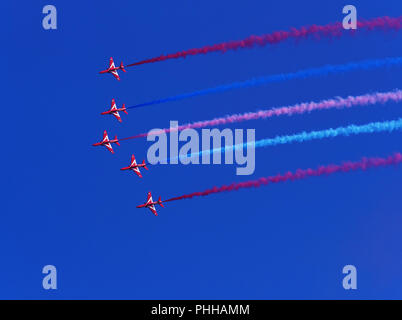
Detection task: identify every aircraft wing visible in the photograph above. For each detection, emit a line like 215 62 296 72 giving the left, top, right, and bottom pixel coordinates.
109 57 116 69
130 155 137 167
146 192 153 204
110 99 117 110
132 167 142 178
102 130 109 143
104 143 114 154
111 70 120 81
148 204 158 216
112 111 122 122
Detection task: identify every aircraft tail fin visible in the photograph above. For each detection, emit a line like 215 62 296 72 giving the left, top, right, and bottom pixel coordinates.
158 197 164 207
143 160 149 170
115 136 120 146
120 62 126 72
122 104 128 114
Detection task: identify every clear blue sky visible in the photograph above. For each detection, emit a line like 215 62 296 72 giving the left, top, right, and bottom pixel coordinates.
2 0 402 299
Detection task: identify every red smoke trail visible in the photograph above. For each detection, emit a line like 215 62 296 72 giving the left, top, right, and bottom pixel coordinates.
127 16 402 67
163 153 402 202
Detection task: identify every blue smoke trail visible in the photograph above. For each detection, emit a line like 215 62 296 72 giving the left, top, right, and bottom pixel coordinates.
128 57 402 109
167 118 402 162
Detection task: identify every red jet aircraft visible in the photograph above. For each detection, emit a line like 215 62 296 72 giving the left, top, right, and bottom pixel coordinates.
101 99 128 123
120 154 149 178
137 192 164 216
99 57 126 81
92 130 120 153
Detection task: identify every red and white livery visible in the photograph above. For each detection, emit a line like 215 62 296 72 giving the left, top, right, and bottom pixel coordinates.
92 130 120 154
99 57 126 81
120 154 149 178
136 191 164 216
101 99 128 123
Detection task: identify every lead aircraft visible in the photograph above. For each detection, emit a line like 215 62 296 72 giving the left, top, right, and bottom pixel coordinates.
92 130 120 153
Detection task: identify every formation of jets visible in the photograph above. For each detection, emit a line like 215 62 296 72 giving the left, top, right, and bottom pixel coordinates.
101 99 128 123
97 58 165 216
99 57 126 81
120 154 149 178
